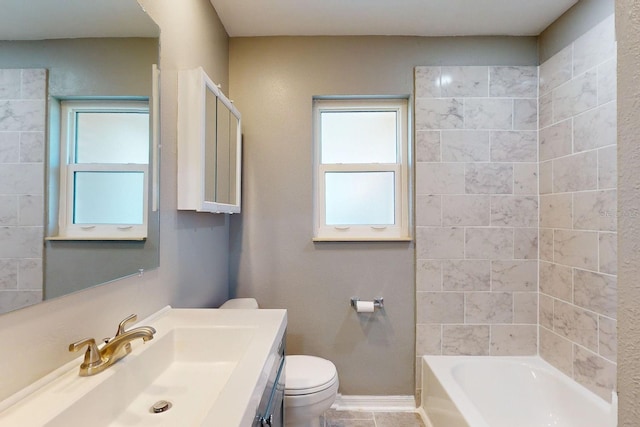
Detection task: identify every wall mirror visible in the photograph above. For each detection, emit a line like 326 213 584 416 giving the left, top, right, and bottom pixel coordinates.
178 67 241 214
214 96 240 207
0 0 161 315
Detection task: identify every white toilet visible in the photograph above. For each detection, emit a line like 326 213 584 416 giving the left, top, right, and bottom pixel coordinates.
219 298 339 427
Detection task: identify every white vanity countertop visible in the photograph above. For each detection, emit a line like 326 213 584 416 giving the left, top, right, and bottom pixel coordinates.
0 307 287 427
167 308 288 426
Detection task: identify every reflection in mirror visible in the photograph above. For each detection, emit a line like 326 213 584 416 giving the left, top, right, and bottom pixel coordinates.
55 100 150 240
216 97 231 204
210 89 241 210
204 86 218 204
0 0 160 314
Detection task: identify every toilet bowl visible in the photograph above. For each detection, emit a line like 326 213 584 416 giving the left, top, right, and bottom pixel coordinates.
285 355 339 427
219 298 339 427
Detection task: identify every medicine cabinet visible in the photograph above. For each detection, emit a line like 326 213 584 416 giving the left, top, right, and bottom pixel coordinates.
177 67 241 213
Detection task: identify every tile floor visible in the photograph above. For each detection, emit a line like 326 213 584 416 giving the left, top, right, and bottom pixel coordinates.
321 409 427 427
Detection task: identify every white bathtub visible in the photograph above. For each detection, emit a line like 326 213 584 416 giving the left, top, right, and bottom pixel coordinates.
420 356 616 427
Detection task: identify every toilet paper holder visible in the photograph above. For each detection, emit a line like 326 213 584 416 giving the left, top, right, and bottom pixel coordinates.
350 297 384 311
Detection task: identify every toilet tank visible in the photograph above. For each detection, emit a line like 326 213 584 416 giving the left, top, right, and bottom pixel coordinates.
219 298 259 309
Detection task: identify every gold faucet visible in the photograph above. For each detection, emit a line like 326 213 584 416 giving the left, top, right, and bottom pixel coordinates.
69 314 156 376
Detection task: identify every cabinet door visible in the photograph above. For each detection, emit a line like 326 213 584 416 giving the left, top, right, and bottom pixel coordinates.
177 67 241 213
228 112 240 206
203 85 218 204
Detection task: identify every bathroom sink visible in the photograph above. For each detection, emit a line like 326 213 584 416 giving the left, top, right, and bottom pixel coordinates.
0 307 287 426
48 326 254 426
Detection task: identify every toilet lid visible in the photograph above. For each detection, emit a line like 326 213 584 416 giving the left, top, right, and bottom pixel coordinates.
285 355 338 396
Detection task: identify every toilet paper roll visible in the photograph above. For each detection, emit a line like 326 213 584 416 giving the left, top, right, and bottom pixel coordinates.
355 300 375 313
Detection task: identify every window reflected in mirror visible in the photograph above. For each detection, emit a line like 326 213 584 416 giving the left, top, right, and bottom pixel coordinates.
57 100 150 240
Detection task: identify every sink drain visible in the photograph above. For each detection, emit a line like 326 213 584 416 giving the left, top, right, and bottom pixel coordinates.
150 400 172 414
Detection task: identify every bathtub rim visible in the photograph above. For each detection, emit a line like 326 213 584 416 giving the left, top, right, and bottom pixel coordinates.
421 355 613 427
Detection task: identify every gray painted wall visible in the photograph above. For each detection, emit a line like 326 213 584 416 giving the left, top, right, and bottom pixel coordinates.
0 0 231 401
229 35 537 395
141 0 231 310
538 0 614 63
616 0 640 424
0 38 157 97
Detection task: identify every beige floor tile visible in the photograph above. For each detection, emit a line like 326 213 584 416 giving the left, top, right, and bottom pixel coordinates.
325 420 377 427
323 409 375 420
322 409 427 427
374 411 427 427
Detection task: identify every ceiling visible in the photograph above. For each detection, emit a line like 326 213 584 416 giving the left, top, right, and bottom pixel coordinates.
0 0 158 40
210 0 579 37
1 0 579 41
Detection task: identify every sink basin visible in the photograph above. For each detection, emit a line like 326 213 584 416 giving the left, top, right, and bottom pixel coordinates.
50 326 254 426
0 308 287 426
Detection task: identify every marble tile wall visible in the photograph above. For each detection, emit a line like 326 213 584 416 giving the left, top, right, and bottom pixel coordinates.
414 65 539 392
0 69 46 314
538 15 617 402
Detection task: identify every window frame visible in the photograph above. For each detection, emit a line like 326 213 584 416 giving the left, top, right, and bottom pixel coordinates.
56 100 149 240
313 98 411 241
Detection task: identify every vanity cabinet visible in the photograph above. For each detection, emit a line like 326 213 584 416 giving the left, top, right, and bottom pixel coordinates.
0 308 288 426
177 67 241 213
254 334 285 426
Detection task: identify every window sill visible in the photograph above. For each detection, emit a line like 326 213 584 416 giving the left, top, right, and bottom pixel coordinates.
45 236 147 242
312 236 413 242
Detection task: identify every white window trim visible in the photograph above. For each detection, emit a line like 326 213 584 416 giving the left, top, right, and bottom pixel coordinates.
54 100 149 240
313 98 411 241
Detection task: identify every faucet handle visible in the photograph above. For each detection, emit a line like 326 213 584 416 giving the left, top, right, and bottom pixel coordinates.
116 314 138 336
113 314 138 354
69 338 102 368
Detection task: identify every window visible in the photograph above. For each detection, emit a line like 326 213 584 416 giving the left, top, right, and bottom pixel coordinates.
313 98 410 241
57 100 149 240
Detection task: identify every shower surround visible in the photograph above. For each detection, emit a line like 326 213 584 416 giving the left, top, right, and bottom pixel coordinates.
414 65 539 389
0 69 46 314
538 15 617 401
415 15 617 403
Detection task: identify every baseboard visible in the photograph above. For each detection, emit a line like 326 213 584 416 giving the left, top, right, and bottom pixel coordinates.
416 406 434 427
332 394 417 412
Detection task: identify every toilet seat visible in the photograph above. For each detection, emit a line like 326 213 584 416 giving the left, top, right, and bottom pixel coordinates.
285 355 338 396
